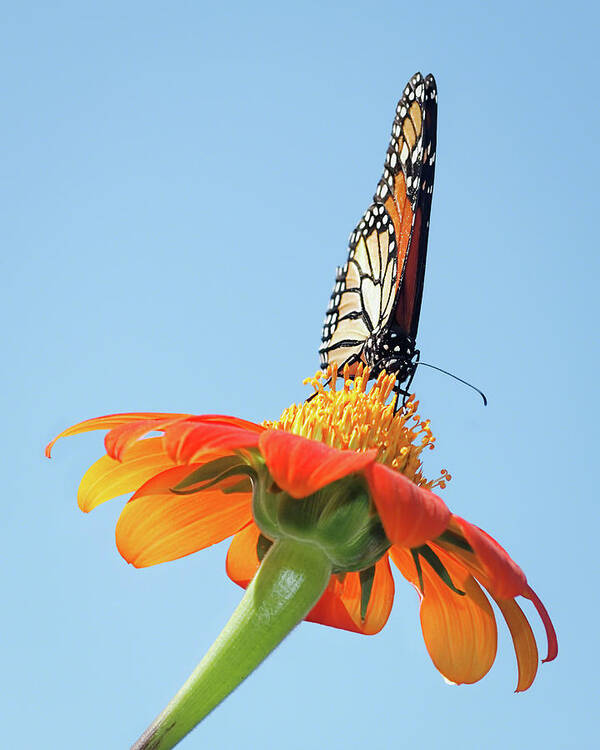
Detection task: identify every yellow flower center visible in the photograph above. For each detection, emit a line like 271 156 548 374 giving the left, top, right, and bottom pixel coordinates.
263 364 450 491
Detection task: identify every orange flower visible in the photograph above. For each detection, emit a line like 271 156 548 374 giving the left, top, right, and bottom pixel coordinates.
47 367 556 692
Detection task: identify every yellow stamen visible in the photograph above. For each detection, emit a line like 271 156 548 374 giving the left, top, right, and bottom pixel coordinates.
263 365 450 490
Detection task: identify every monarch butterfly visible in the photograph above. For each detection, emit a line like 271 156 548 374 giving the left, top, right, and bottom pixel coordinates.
319 72 437 399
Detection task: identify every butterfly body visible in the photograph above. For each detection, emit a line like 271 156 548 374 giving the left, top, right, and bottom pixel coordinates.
319 72 437 398
363 326 418 383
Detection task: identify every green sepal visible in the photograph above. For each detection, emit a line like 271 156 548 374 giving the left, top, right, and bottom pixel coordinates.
412 544 465 596
437 528 473 552
221 478 252 495
359 565 375 621
256 533 272 562
171 463 255 495
410 549 425 594
173 456 242 486
252 473 390 573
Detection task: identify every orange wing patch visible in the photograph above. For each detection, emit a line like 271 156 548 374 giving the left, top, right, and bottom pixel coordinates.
384 187 413 292
375 78 428 297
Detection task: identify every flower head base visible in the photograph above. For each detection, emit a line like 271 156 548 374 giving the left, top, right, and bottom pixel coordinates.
252 467 390 574
47 368 557 697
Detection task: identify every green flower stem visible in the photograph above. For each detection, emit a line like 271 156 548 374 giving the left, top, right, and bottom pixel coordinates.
131 539 332 750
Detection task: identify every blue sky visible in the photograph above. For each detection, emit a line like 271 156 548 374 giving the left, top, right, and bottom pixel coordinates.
3 1 598 748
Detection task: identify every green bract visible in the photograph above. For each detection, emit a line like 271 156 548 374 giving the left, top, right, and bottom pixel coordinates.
251 460 390 574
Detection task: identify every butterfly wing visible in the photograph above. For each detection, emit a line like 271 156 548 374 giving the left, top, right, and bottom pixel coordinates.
319 202 399 372
389 73 437 342
320 72 437 378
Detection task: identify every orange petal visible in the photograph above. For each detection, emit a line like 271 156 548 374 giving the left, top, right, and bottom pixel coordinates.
492 596 538 692
78 437 174 512
163 420 261 464
226 522 262 587
115 483 252 568
105 417 190 461
391 545 497 684
452 516 528 599
365 462 450 547
306 555 395 635
106 414 263 462
45 412 190 457
258 430 377 499
523 585 558 663
194 414 265 433
130 463 209 498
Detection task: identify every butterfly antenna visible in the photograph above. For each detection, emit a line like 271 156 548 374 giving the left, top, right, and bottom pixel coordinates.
415 362 488 406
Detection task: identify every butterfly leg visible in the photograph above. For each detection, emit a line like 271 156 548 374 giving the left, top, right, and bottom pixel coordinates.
392 383 412 413
305 377 332 404
392 349 420 413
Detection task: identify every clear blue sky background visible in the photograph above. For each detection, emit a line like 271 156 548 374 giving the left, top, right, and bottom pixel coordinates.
3 1 598 748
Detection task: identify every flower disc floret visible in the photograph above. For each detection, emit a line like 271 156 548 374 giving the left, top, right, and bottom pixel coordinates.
265 364 449 490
